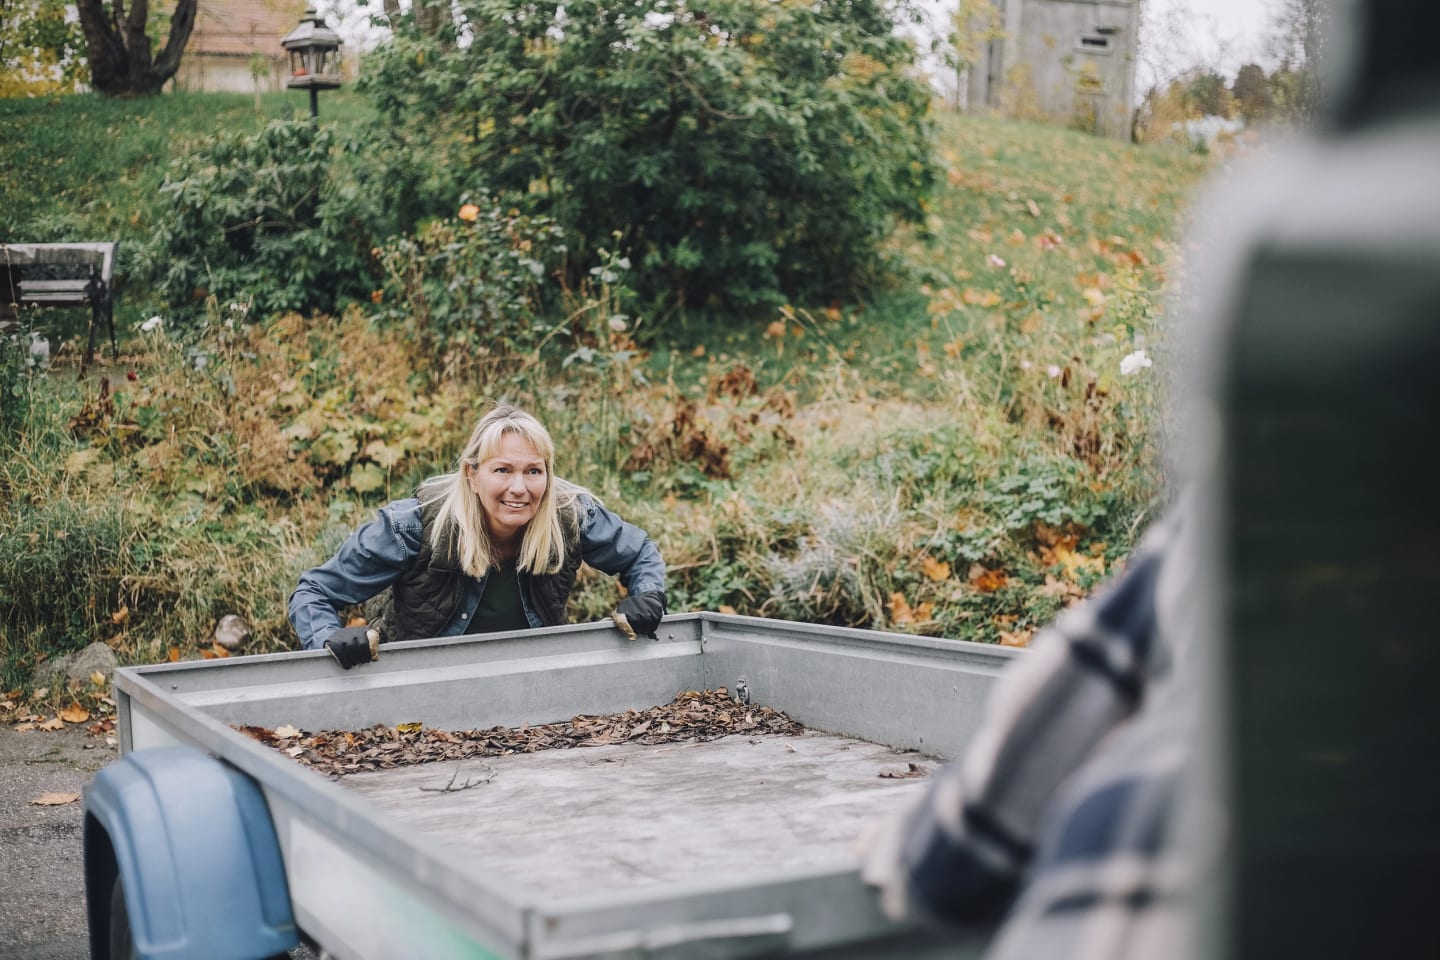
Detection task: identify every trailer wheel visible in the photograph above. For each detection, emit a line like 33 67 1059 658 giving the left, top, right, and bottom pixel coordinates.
108 874 137 960
108 872 293 960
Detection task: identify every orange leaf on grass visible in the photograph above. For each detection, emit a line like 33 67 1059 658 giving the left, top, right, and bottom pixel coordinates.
961 288 1002 308
999 629 1034 648
888 592 916 625
920 556 952 582
969 565 1009 593
59 704 89 724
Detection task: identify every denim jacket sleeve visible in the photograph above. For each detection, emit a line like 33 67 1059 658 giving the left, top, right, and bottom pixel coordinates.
574 494 666 597
288 498 426 650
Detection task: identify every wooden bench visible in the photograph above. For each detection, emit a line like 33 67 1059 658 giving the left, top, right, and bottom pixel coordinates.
0 242 119 369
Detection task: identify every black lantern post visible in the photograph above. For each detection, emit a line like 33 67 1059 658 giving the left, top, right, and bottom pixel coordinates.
281 3 341 119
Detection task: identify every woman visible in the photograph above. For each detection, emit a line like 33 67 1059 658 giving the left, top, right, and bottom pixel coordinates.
289 404 667 668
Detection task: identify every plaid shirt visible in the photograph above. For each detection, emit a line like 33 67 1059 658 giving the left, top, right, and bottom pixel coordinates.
861 511 1197 960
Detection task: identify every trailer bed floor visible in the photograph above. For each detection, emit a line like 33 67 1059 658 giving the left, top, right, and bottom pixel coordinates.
340 731 935 900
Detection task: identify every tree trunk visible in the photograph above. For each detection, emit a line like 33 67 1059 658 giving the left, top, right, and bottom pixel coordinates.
75 0 196 96
413 0 451 38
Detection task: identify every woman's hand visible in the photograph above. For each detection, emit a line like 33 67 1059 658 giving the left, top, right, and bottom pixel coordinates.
614 591 666 639
324 626 380 669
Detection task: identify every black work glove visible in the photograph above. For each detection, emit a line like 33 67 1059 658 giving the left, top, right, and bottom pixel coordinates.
614 591 666 640
324 626 379 669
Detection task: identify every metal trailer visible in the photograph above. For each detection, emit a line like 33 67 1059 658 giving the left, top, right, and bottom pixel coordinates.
83 613 1016 960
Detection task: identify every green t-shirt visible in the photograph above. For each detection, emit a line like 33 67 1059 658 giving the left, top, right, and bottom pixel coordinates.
472 561 529 633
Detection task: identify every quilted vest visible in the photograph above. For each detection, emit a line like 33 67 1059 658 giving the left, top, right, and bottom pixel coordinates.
365 495 582 642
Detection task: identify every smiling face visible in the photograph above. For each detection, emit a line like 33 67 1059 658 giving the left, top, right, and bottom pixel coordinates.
467 431 549 542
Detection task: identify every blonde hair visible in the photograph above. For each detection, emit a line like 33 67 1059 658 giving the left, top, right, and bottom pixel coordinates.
420 404 583 578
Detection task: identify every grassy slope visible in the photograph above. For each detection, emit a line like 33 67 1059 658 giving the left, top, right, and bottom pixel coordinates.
0 91 1214 694
1 90 374 243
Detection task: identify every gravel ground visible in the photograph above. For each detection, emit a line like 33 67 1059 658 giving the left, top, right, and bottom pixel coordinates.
0 721 116 960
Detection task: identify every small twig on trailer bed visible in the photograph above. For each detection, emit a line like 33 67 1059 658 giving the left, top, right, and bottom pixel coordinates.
419 763 497 793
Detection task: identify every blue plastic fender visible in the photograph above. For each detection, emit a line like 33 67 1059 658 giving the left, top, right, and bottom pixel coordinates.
83 746 298 960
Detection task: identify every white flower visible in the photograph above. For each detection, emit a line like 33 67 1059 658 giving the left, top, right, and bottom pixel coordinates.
140 316 164 333
987 254 1007 269
1019 360 1033 370
1120 349 1153 376
1046 365 1062 379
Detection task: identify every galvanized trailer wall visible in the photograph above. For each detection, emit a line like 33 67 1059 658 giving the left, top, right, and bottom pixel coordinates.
114 614 1014 959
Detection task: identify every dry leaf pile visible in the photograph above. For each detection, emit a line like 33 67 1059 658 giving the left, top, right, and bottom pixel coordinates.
237 688 805 779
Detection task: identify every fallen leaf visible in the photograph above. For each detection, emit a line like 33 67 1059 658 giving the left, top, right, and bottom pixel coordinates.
110 605 129 625
89 671 106 687
999 629 1034 648
13 723 35 732
969 565 1009 593
38 717 65 732
31 792 81 806
167 648 180 663
718 604 737 615
1039 574 1083 600
395 722 423 734
274 724 302 739
59 705 89 724
888 592 916 625
237 725 278 745
1052 544 1105 581
920 555 951 582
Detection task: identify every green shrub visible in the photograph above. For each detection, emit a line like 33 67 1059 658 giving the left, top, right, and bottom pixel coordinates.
140 120 381 328
361 0 939 310
374 195 567 375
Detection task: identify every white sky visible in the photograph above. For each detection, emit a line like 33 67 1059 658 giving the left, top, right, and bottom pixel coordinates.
1139 0 1283 88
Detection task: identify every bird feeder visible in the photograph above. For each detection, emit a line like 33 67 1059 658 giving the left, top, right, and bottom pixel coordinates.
281 3 341 118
